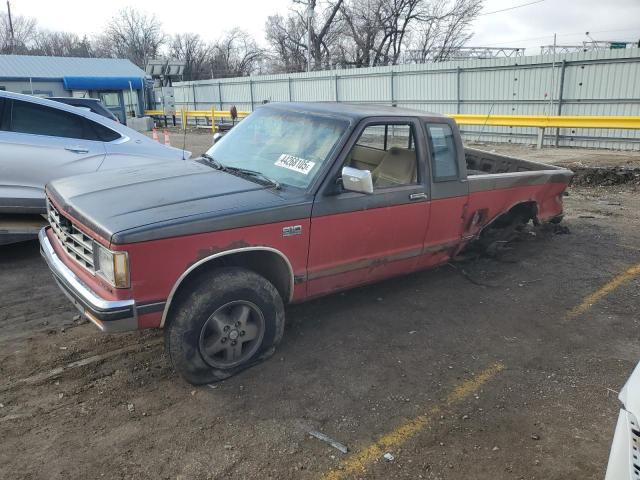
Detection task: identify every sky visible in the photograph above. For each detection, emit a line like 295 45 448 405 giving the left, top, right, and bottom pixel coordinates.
7 0 640 55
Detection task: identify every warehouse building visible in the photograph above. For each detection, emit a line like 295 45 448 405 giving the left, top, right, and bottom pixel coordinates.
0 55 146 124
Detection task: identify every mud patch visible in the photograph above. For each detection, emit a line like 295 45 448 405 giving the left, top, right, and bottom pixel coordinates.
567 164 640 186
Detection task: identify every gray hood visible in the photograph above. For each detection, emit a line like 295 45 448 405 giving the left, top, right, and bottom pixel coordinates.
47 160 311 244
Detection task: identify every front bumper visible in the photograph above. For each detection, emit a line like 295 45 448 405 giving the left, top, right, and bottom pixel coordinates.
39 228 138 333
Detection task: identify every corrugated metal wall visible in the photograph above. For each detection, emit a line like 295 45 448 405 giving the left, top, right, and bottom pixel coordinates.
0 80 68 97
162 48 640 150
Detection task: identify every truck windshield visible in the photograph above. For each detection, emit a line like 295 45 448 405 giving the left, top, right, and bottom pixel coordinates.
205 108 349 189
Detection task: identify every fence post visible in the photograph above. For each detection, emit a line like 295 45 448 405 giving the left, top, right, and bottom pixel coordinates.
456 67 462 114
390 71 394 106
536 127 545 149
335 75 339 102
288 77 292 101
192 84 198 127
249 79 254 111
218 82 223 110
555 60 567 147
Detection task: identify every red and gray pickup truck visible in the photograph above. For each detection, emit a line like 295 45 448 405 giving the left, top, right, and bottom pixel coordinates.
39 103 572 384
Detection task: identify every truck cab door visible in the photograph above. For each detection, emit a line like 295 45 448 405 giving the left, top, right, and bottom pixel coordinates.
307 118 431 298
419 122 470 267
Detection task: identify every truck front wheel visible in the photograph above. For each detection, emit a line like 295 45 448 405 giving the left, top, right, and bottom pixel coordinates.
164 267 285 385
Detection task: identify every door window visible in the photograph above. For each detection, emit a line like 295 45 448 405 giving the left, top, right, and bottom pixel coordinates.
99 92 121 108
426 123 458 182
0 97 6 130
10 99 86 139
346 123 418 189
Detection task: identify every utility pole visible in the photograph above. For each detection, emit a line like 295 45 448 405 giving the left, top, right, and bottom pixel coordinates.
293 0 314 72
306 2 314 72
7 0 15 54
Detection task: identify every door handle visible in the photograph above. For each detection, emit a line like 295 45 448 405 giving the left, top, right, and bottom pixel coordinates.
409 192 427 201
65 146 89 154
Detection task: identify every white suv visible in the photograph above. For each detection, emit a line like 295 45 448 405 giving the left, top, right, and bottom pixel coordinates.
0 91 189 215
605 361 640 479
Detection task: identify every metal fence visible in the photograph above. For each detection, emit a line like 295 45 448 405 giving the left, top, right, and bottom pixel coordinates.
160 48 640 150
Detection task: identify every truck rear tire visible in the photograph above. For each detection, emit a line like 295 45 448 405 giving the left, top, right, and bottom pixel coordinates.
164 267 285 385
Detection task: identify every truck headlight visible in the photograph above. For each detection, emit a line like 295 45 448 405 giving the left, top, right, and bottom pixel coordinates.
93 242 130 288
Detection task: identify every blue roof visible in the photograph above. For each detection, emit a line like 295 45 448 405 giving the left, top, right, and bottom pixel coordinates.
0 55 146 79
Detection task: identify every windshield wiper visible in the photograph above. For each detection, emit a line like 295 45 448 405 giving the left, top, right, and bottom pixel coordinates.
200 153 280 189
201 153 225 171
224 166 281 190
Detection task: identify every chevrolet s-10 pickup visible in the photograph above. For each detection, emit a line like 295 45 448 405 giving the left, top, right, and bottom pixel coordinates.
39 103 573 384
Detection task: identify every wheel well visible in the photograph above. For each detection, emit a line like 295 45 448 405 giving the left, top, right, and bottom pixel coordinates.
162 249 293 327
466 201 539 256
488 201 538 229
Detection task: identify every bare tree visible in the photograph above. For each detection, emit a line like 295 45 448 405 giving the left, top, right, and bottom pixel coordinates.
0 12 37 54
268 0 483 71
265 14 308 72
338 0 385 67
32 31 93 57
210 29 264 78
408 0 482 62
98 8 165 67
297 0 344 69
170 33 211 80
340 0 471 67
265 1 343 71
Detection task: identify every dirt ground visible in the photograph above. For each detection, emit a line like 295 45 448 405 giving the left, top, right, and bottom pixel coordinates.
2 133 640 479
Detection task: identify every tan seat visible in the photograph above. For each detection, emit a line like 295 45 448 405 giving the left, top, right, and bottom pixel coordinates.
372 147 417 188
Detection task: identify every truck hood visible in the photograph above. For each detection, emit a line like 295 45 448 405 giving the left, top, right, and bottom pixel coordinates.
47 160 310 244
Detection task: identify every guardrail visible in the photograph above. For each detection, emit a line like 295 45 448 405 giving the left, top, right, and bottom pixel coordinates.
144 108 250 132
449 114 640 148
143 110 640 147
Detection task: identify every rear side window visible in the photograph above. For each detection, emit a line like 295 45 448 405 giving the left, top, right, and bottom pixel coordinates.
86 120 121 142
8 99 120 142
426 123 458 182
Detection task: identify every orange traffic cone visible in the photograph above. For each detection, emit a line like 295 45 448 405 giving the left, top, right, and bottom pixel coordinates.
152 128 159 142
163 129 171 146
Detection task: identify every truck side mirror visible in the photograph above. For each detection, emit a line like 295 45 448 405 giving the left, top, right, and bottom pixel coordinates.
212 132 223 144
341 166 373 194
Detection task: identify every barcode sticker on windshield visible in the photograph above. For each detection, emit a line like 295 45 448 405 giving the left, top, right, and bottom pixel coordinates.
275 154 316 175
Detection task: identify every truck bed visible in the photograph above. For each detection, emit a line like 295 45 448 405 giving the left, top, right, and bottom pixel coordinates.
465 147 564 175
464 147 572 194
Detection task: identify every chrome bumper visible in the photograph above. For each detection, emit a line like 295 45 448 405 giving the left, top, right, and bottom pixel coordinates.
39 228 138 333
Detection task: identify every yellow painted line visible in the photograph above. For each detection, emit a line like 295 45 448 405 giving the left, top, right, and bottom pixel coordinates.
567 262 640 319
321 362 505 480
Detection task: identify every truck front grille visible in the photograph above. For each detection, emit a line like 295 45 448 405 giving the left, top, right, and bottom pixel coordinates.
47 199 95 273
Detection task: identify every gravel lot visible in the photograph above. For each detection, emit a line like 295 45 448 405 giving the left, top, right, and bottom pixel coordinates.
2 133 640 479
